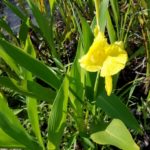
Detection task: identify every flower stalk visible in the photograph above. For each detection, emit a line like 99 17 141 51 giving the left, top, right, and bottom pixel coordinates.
94 0 101 30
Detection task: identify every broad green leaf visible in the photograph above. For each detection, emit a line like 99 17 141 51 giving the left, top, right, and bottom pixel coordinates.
27 97 44 148
0 128 25 148
69 40 85 132
0 93 42 150
0 45 21 77
79 14 94 51
23 34 45 149
96 91 141 131
66 2 85 129
78 15 96 101
68 13 93 131
90 119 139 150
0 77 55 102
3 0 27 21
19 19 30 45
24 34 36 57
0 38 61 90
47 76 69 149
27 80 56 102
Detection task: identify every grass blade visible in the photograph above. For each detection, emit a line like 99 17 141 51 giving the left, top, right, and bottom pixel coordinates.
110 0 119 26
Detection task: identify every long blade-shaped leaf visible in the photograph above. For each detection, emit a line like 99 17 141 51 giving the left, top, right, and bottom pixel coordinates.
106 10 116 43
47 76 69 149
0 77 55 102
0 93 42 150
68 12 93 131
0 46 21 77
99 0 110 31
24 33 44 148
0 128 25 148
0 38 61 90
27 97 44 148
110 0 119 25
96 91 141 131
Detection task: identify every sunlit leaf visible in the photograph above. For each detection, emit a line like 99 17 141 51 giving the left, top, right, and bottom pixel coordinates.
0 93 42 150
27 97 44 148
0 76 55 103
0 128 25 148
0 38 61 90
91 119 139 150
47 76 69 149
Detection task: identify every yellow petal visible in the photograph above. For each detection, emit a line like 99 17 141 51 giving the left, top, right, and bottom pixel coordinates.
105 76 112 96
114 41 124 49
79 54 102 72
101 43 128 77
79 32 108 72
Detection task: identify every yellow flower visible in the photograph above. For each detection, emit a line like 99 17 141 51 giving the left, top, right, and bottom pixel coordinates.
79 32 108 72
79 32 128 96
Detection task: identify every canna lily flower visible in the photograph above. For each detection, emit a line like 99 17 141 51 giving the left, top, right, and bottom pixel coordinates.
79 32 128 96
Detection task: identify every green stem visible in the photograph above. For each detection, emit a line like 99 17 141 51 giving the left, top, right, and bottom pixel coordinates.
94 71 100 99
92 72 100 116
94 0 101 30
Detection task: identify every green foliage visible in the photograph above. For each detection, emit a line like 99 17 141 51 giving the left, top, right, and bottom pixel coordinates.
91 119 139 150
48 76 69 149
1 0 149 149
96 91 141 131
0 128 25 148
0 39 61 90
0 94 42 150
